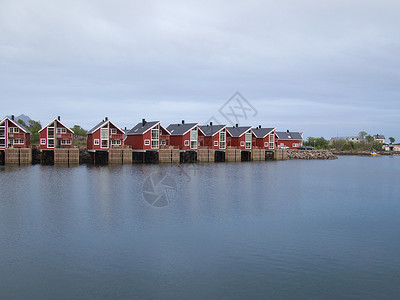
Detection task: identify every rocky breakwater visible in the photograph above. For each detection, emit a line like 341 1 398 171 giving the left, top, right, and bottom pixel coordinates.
287 150 337 160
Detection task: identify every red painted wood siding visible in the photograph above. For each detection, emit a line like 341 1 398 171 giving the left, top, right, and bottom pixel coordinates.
124 126 170 150
169 126 198 150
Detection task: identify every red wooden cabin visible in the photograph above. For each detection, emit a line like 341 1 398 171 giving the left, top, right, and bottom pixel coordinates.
124 119 170 150
198 123 227 150
252 126 276 150
0 116 31 149
166 121 198 150
226 125 253 150
276 130 303 149
38 116 74 150
87 117 124 151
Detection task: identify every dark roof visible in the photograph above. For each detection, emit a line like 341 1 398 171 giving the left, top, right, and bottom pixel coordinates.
166 123 197 136
3 117 31 134
127 121 159 135
226 126 252 137
252 127 274 138
374 134 385 139
276 131 303 140
88 120 108 134
198 125 225 136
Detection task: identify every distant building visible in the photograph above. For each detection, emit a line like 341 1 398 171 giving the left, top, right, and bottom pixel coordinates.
252 126 276 150
87 117 124 152
124 119 170 150
276 130 303 149
39 116 74 150
198 123 227 150
0 116 31 149
373 134 385 144
330 136 361 144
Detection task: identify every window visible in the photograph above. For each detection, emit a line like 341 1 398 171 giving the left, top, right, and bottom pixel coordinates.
101 128 109 148
264 142 268 147
41 139 46 145
269 134 275 149
111 128 117 134
219 129 226 149
48 139 54 148
9 127 19 133
151 125 159 148
0 138 5 147
48 127 54 139
190 128 197 149
161 140 166 146
57 128 67 134
111 139 121 145
14 139 24 144
94 139 100 145
61 139 71 145
245 130 252 149
101 140 108 147
184 140 189 146
67 139 71 145
293 143 298 148
144 139 150 146
240 141 245 146
0 126 5 137
214 141 218 147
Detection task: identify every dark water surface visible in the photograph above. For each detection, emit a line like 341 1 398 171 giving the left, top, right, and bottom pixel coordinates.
1 156 400 299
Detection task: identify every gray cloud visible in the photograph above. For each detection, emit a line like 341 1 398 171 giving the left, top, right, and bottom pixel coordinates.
1 0 399 139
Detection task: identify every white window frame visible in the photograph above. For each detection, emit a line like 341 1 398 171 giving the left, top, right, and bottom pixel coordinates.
101 128 109 148
184 140 189 147
9 127 19 133
269 134 275 149
219 130 226 149
245 130 252 149
190 128 197 149
160 140 166 146
264 142 268 147
293 143 298 148
240 141 245 146
47 127 55 148
111 139 121 145
144 139 150 146
110 128 117 134
57 128 67 134
214 141 218 147
14 139 24 144
94 139 100 145
41 139 46 145
151 125 159 149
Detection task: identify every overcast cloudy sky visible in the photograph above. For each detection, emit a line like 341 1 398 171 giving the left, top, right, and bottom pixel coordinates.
1 0 399 139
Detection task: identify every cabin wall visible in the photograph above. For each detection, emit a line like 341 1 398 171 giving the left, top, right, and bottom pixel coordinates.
277 139 302 149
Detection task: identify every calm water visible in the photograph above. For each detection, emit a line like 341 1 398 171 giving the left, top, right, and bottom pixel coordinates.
1 156 400 299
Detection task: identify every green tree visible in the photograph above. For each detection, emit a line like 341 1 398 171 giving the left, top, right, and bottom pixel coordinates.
71 125 87 137
389 137 395 144
17 119 28 128
358 131 368 142
365 135 374 144
27 120 42 144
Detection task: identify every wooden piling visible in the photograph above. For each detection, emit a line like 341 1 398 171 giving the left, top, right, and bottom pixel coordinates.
19 148 32 164
109 149 123 164
5 148 20 164
122 149 132 164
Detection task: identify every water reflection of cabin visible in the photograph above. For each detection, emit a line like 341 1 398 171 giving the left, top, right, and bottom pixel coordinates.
198 122 227 150
124 119 170 150
39 116 74 150
87 117 124 152
0 115 31 149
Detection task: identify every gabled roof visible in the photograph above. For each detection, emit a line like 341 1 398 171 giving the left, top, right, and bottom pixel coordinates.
276 131 303 140
226 126 252 137
198 125 226 137
374 134 385 139
127 121 170 135
87 119 123 134
252 127 275 138
38 118 74 134
2 117 31 134
166 123 198 136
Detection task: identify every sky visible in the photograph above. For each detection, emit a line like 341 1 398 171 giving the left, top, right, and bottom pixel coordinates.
1 0 399 139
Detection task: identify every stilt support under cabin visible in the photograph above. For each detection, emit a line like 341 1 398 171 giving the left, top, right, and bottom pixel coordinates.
122 149 132 164
109 149 123 164
251 148 264 161
4 148 32 165
265 150 274 160
180 150 197 163
274 149 288 160
54 148 79 165
197 148 215 163
0 150 4 165
159 148 180 163
226 148 241 162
